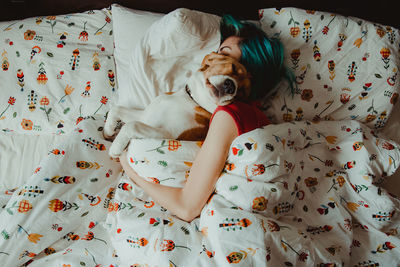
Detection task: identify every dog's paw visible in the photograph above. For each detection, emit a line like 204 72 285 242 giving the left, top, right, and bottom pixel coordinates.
103 120 124 141
103 131 115 142
103 120 118 140
108 142 127 158
108 132 130 158
103 131 118 142
103 108 124 140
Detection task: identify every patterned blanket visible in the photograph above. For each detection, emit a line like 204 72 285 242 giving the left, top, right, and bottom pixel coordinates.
0 117 399 266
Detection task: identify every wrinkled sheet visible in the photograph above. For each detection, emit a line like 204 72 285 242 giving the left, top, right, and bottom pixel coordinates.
0 8 116 189
1 117 400 266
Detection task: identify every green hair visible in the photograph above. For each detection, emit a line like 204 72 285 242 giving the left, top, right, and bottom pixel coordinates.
220 14 295 99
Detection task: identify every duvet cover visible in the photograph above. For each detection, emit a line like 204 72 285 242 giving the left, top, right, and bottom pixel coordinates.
0 7 115 189
1 5 400 267
0 116 399 266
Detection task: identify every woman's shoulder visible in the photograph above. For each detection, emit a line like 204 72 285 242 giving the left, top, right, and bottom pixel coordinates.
211 100 269 136
206 109 238 146
216 100 266 120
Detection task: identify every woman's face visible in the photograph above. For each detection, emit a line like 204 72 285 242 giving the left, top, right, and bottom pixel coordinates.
217 36 242 61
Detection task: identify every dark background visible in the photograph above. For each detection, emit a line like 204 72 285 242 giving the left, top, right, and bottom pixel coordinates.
2 0 399 29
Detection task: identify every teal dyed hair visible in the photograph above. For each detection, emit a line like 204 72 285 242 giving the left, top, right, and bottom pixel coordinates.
220 14 295 99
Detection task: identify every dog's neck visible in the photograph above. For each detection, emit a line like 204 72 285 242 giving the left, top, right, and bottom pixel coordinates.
185 72 217 114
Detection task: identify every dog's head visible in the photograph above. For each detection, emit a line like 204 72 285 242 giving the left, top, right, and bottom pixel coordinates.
200 52 251 104
187 52 251 113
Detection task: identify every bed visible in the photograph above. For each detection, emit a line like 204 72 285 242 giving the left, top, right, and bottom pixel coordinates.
0 2 399 266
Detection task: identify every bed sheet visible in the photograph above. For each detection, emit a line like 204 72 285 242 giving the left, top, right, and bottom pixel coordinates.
0 117 120 266
381 99 400 196
0 116 399 266
0 5 399 266
256 7 400 197
0 133 67 190
0 8 116 190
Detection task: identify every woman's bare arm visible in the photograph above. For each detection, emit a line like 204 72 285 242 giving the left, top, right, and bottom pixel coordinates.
119 110 237 222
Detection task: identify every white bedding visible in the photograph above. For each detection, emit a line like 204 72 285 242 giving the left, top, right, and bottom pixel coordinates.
0 8 115 190
111 6 400 197
0 117 399 266
0 4 400 267
0 133 67 189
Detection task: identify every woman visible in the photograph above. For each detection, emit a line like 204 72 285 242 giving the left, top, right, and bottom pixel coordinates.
119 14 294 222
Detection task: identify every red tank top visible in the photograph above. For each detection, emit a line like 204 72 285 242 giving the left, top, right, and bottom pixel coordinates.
210 101 270 136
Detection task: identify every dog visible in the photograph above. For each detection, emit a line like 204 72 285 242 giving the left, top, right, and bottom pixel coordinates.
103 52 251 158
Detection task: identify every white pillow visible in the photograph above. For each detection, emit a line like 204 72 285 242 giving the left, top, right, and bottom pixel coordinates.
112 4 164 54
113 7 221 110
111 4 164 107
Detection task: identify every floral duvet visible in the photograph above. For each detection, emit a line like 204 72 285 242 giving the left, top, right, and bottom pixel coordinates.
0 116 399 266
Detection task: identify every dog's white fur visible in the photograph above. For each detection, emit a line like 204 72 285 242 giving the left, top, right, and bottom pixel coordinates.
104 52 250 158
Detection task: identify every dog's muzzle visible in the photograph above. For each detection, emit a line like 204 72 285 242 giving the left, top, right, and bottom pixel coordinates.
222 79 236 94
207 75 238 97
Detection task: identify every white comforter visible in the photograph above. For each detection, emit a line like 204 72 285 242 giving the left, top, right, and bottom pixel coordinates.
0 117 399 266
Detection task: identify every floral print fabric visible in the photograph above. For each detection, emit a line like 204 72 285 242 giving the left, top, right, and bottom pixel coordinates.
0 8 115 135
1 5 400 267
0 117 120 266
0 118 399 266
119 119 400 266
259 8 400 130
0 7 116 190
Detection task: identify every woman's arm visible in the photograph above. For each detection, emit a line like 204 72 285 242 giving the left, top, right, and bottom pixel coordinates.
119 110 238 222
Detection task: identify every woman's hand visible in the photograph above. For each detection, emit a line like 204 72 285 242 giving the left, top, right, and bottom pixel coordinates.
115 110 237 222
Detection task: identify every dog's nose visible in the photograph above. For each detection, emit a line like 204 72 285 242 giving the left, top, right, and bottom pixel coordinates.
223 79 236 94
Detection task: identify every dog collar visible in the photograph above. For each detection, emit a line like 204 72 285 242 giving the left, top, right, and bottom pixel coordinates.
185 84 196 103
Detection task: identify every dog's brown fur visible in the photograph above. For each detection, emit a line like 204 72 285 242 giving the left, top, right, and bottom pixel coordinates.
177 106 211 141
200 52 251 100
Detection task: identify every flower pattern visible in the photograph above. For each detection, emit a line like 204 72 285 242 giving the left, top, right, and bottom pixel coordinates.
259 8 399 130
0 5 399 267
23 30 36 40
0 105 399 266
21 118 33 130
0 8 115 134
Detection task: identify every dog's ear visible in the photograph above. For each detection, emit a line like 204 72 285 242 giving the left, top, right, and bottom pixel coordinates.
200 52 222 71
199 64 209 72
242 77 252 98
236 76 252 100
199 53 211 72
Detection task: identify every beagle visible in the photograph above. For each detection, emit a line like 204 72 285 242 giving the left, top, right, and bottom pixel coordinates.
103 52 251 158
